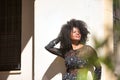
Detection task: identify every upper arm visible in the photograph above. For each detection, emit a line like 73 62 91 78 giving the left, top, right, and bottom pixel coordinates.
87 45 101 67
45 46 64 58
87 46 101 80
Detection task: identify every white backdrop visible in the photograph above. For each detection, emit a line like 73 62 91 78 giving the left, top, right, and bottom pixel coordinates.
35 0 104 80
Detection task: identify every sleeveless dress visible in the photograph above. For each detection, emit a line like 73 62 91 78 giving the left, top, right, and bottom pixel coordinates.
45 39 101 80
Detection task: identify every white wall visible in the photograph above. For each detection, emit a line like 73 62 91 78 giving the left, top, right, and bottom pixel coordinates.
35 0 105 80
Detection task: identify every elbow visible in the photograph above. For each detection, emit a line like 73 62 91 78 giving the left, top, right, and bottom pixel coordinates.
45 46 49 50
45 45 52 51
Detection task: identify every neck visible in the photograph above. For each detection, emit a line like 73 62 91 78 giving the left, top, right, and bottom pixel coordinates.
71 40 79 45
72 42 83 50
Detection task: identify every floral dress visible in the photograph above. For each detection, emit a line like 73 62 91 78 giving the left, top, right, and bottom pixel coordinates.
45 39 101 80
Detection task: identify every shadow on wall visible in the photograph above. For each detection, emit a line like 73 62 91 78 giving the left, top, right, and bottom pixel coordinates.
0 72 10 80
42 57 66 80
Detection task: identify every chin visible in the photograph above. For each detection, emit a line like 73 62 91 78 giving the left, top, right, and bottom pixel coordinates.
74 39 80 41
75 38 80 41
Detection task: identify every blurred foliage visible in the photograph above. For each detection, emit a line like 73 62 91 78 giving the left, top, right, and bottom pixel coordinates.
93 36 108 49
100 56 114 71
92 0 120 80
93 35 114 70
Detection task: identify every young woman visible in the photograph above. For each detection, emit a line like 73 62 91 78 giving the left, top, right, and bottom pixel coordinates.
45 19 101 80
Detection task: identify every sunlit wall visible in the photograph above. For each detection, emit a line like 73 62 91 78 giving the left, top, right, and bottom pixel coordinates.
35 0 111 80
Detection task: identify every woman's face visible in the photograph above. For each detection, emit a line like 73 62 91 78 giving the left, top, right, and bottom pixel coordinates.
70 27 81 41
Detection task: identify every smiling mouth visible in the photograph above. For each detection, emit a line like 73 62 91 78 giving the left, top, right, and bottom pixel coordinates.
76 36 80 38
